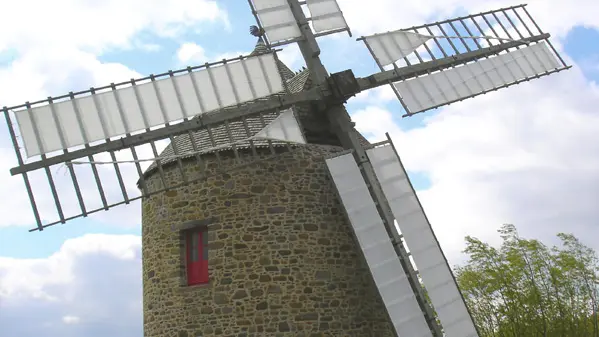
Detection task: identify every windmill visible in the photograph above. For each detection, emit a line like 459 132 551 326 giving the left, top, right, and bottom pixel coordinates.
2 1 570 336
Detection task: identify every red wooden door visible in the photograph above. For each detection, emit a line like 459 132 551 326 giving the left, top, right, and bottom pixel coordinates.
186 230 208 285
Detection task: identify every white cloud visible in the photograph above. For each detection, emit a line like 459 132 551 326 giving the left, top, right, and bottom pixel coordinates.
176 41 260 66
352 63 599 263
350 85 396 105
176 42 208 65
0 0 228 55
62 315 81 325
0 48 142 107
579 54 599 76
0 234 142 337
135 43 162 53
277 43 303 70
175 42 250 66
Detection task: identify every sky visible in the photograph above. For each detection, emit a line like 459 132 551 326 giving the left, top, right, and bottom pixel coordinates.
0 0 598 336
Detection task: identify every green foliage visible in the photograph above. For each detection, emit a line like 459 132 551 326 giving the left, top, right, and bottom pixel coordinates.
456 224 599 337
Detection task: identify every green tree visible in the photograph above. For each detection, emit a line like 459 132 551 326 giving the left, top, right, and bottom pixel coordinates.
455 224 599 337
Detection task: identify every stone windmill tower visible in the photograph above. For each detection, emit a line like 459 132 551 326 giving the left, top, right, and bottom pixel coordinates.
140 37 393 336
3 1 569 336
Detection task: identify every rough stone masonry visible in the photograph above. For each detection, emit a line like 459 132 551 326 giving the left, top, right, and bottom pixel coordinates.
141 144 397 336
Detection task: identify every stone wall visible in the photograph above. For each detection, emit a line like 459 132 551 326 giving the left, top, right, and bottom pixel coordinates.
141 144 396 336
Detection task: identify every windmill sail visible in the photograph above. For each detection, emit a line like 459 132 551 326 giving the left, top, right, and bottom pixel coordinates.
325 151 433 337
362 30 521 68
251 109 305 144
367 143 479 337
13 52 285 158
249 0 350 46
362 31 434 67
394 42 561 114
1 39 315 232
249 0 302 44
305 0 349 34
359 4 570 116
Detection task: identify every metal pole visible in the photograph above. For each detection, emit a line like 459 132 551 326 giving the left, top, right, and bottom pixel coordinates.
285 1 444 336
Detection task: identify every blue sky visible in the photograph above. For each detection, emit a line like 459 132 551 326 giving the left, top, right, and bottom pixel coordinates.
1 1 599 336
565 26 599 82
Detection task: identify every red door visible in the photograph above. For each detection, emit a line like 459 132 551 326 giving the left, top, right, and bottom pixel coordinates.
186 229 208 285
